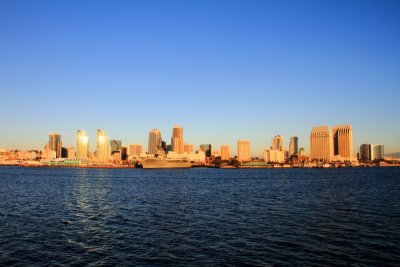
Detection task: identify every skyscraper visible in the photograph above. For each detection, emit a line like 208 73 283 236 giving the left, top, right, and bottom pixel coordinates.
289 136 298 156
237 140 250 162
310 126 332 162
96 129 110 162
271 135 285 151
110 140 122 153
76 130 89 159
221 145 230 160
359 144 371 161
172 125 184 154
148 129 162 155
200 144 212 157
48 132 62 158
371 144 384 161
332 125 353 160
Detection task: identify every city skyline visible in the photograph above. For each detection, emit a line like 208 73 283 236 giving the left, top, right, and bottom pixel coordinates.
1 1 399 154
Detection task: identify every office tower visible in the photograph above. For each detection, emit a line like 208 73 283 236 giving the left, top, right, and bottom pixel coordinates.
184 143 193 154
263 148 285 163
148 129 162 155
371 144 384 161
121 146 127 160
221 145 230 160
76 130 89 159
289 136 298 156
48 132 62 158
200 144 212 157
310 126 332 162
110 140 122 153
172 125 184 154
333 125 353 160
96 129 110 162
237 140 250 161
359 144 371 161
272 135 285 151
129 144 142 157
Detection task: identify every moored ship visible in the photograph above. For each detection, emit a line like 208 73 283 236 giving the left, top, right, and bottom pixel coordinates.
141 158 192 169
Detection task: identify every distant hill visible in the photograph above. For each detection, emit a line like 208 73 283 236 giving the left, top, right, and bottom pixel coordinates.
385 152 400 158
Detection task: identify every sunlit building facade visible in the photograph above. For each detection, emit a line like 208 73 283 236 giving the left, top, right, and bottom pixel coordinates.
184 143 193 154
237 140 250 162
332 125 353 160
129 144 142 157
96 129 110 162
110 140 122 153
148 128 162 155
371 144 384 161
48 132 62 158
172 125 184 154
76 130 89 159
272 135 285 151
221 145 230 160
310 126 332 162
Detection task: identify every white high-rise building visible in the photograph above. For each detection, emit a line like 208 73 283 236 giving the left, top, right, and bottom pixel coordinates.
371 144 384 161
76 130 89 159
96 129 110 162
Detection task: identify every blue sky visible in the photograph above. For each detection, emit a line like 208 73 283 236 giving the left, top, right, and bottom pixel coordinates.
0 0 399 156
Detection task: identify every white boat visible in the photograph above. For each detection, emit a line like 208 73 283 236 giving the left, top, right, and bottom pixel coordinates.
141 158 192 169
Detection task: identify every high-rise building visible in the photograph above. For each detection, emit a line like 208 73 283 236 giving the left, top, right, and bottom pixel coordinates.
200 144 212 157
48 132 62 158
358 144 371 161
310 126 332 162
76 130 89 159
148 129 162 155
129 144 142 157
272 135 285 151
371 144 384 161
289 136 298 156
172 125 184 154
184 143 193 154
110 140 122 153
221 145 230 160
263 148 285 163
96 129 110 162
332 125 353 160
237 140 250 162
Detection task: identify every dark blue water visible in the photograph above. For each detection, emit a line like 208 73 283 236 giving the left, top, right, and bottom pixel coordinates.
0 167 399 266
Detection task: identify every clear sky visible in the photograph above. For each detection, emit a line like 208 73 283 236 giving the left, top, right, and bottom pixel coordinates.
1 0 399 156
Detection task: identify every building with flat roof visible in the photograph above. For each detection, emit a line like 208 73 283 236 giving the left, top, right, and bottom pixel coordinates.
310 126 332 162
76 130 89 159
237 140 250 162
333 125 353 160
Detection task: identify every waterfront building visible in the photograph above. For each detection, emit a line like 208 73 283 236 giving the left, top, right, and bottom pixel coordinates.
310 126 332 162
148 129 162 155
172 125 184 154
358 144 371 162
289 136 298 157
272 135 285 151
263 149 285 163
237 140 250 162
371 144 384 161
110 140 122 153
221 145 230 160
184 143 193 154
129 144 142 157
67 146 75 159
332 125 353 160
200 144 212 157
48 132 62 158
76 130 89 159
96 129 111 162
